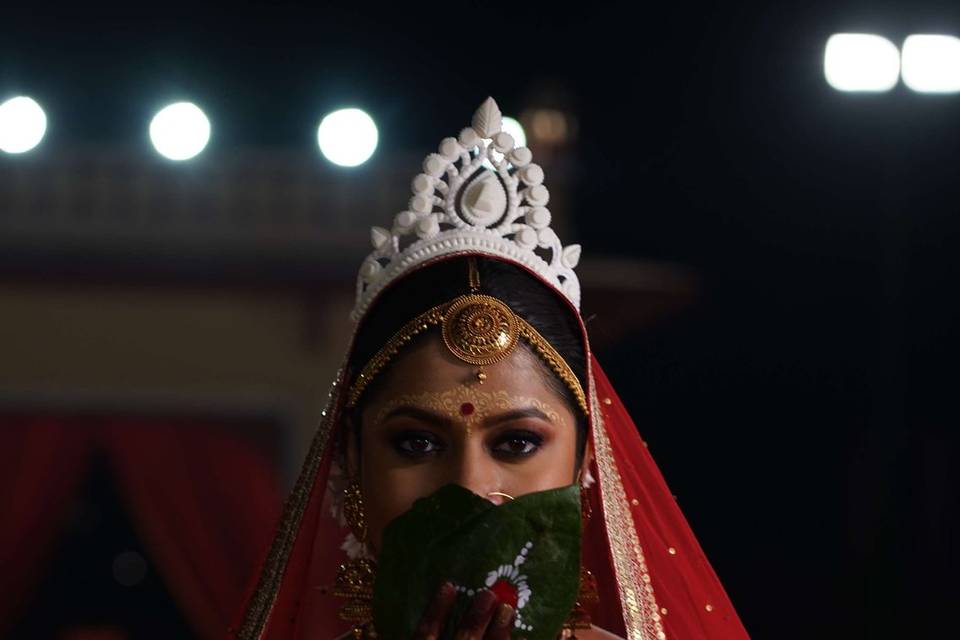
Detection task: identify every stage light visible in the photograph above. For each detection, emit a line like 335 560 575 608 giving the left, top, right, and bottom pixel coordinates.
527 108 571 144
0 96 47 154
149 102 211 161
902 34 960 93
317 108 378 167
501 116 527 148
824 34 900 92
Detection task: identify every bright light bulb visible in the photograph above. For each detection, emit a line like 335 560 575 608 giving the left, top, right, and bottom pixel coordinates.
902 34 960 93
149 102 211 161
317 108 378 167
0 96 47 154
824 33 900 92
501 116 527 148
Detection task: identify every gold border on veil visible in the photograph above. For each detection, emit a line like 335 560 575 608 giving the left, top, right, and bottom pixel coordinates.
589 369 666 640
237 369 347 640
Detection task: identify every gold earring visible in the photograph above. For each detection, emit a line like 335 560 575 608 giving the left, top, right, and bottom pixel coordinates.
562 484 599 637
343 479 367 541
578 480 592 524
562 566 600 638
334 480 376 639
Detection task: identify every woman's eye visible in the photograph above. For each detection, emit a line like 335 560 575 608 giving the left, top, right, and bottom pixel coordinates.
393 432 443 457
492 432 543 457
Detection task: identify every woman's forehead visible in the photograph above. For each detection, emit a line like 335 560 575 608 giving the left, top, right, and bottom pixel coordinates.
362 333 568 410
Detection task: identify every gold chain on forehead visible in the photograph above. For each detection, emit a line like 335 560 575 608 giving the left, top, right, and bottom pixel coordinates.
345 263 588 415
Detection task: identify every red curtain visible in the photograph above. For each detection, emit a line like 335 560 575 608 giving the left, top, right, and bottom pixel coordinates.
0 415 282 639
0 417 93 629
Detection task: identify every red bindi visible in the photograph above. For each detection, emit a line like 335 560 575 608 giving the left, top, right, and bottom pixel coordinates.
460 402 475 416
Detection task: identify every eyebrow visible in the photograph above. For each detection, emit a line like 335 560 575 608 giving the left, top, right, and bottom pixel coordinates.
378 406 451 428
377 405 555 428
483 407 555 427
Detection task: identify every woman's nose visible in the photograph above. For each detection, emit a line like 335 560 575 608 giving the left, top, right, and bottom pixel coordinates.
448 443 503 503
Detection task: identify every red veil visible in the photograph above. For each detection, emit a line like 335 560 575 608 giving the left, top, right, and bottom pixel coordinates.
227 254 750 640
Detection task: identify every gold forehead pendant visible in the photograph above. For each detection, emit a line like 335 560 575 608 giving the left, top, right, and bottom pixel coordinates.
440 256 519 387
441 292 519 386
345 258 588 416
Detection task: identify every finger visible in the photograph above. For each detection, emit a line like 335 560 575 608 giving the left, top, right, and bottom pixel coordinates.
413 581 457 640
483 602 515 640
453 589 498 640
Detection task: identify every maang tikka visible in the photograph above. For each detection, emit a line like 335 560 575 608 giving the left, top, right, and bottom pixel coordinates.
346 257 588 415
334 480 377 638
444 257 515 386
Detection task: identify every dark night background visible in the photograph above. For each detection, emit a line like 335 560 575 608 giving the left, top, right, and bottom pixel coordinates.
2 1 958 638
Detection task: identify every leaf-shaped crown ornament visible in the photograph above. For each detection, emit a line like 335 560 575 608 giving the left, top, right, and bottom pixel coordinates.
351 97 581 322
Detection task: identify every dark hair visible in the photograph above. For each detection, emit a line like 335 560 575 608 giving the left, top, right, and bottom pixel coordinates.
344 255 588 468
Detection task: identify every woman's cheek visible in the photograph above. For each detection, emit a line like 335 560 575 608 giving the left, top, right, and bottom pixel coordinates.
504 461 565 493
364 466 434 553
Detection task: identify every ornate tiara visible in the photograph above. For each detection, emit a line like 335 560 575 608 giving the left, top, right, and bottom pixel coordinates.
351 97 582 323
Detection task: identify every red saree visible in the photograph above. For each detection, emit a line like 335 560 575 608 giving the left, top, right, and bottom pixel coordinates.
227 254 750 640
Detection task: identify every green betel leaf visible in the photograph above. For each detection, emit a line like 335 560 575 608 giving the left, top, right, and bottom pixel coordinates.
373 483 581 640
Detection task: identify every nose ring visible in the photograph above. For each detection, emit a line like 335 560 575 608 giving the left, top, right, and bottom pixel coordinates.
487 491 515 501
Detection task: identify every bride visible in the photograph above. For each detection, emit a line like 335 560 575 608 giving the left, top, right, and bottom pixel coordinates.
228 98 749 639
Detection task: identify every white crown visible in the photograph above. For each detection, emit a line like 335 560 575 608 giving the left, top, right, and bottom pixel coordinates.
351 97 581 322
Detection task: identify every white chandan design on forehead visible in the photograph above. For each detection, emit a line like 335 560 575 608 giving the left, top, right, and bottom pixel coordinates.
351 97 582 323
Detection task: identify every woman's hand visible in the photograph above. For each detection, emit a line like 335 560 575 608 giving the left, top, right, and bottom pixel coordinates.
413 581 517 640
